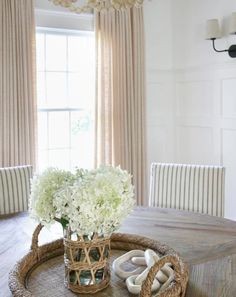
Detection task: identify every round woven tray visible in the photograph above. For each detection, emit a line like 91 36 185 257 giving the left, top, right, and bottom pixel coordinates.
9 224 189 297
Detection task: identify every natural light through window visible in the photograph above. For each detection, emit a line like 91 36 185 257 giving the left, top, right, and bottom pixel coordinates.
36 28 95 172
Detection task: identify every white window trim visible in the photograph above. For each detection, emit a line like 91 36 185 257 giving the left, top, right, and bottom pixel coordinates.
35 8 94 31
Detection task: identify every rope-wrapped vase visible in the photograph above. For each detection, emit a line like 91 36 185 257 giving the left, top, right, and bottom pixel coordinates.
63 228 111 294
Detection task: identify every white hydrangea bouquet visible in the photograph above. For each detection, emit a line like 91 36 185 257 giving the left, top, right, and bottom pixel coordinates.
29 165 135 236
30 166 135 236
29 165 135 294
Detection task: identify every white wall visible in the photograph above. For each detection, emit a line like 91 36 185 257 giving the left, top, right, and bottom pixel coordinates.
145 0 236 220
144 0 175 176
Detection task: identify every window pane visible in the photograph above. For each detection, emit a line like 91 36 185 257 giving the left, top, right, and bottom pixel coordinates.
87 36 95 69
68 73 91 108
48 112 70 149
48 149 70 170
68 35 89 72
71 111 94 169
46 34 67 71
38 149 48 172
36 33 45 71
37 72 46 108
46 72 67 107
38 112 48 149
71 111 92 145
71 148 93 169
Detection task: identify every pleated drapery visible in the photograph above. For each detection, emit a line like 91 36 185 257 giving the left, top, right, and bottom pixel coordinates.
95 8 146 205
0 0 37 168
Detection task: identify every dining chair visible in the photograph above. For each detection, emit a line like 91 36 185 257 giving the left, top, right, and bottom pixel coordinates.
0 165 33 215
149 163 225 217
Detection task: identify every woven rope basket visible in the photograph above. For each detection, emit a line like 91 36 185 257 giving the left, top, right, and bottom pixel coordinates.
9 224 189 297
63 228 111 293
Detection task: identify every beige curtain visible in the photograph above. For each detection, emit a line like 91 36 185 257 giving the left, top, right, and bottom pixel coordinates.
95 7 146 205
0 0 37 168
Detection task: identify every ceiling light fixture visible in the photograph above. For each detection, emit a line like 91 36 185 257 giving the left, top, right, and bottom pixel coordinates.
49 0 144 13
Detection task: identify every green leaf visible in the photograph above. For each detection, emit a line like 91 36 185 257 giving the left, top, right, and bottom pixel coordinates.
60 217 69 229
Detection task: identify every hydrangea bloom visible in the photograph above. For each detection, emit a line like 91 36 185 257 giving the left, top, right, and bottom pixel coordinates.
29 168 75 224
30 165 135 236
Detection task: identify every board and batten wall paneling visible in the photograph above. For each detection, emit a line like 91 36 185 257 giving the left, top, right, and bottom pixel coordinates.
176 126 215 165
173 67 236 220
144 0 236 220
146 72 175 186
223 129 236 221
176 81 214 117
172 0 236 221
170 0 236 220
222 78 236 118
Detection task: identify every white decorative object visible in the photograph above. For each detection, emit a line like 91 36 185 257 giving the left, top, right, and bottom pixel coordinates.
131 256 146 266
113 248 175 295
49 0 144 13
159 264 175 291
112 250 145 280
156 265 169 283
144 249 158 267
126 274 160 294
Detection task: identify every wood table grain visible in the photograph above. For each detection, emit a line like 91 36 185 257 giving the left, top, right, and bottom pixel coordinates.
0 207 236 297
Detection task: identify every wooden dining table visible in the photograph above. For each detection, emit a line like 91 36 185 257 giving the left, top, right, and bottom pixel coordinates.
0 207 236 297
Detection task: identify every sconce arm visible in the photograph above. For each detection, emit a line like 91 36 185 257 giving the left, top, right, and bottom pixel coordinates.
212 39 228 53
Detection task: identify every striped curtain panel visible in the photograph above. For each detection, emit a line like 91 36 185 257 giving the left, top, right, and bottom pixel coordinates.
149 163 225 217
0 165 33 215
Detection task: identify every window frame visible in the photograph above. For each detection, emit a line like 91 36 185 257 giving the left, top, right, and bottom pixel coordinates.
36 27 95 171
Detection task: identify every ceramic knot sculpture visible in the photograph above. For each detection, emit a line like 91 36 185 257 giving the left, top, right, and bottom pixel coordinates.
112 249 175 295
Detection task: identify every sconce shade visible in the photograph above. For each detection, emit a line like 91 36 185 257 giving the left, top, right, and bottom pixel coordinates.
229 12 236 34
206 19 221 39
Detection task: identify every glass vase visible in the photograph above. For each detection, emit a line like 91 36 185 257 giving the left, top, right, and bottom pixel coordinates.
63 228 111 294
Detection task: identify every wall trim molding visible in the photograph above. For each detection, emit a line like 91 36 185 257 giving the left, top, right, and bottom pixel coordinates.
35 8 93 20
174 61 236 74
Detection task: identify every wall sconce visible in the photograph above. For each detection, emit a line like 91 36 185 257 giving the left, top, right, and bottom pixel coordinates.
206 12 236 58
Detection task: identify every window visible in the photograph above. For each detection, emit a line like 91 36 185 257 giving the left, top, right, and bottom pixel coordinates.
36 28 95 171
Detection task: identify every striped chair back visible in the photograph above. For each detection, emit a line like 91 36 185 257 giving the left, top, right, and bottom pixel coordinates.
149 163 225 217
0 165 33 215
